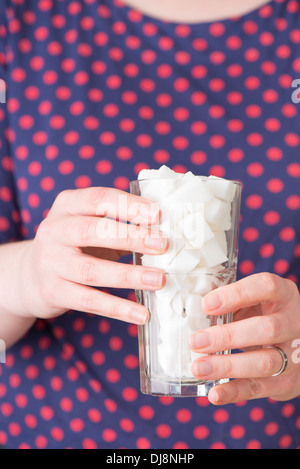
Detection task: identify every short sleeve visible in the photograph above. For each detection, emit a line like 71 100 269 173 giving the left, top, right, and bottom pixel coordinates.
0 5 21 243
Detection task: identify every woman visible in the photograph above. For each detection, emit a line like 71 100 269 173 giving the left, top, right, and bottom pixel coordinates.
0 0 299 449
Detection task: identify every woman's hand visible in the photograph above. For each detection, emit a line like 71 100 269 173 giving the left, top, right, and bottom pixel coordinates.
190 273 300 404
21 187 167 325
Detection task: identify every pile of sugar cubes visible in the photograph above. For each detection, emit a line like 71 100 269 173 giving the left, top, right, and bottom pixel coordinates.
137 165 237 379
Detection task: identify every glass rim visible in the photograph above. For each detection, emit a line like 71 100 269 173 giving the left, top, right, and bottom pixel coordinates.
130 176 242 186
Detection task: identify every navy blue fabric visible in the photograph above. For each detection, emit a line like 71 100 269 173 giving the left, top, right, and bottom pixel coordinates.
0 0 299 449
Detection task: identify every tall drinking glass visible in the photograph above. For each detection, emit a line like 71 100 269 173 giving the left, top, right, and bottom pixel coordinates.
130 174 242 397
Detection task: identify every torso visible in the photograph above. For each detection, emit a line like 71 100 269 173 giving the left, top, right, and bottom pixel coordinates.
0 0 299 449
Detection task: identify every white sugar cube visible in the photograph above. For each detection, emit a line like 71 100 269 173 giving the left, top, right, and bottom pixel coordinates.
200 237 228 268
205 197 232 231
185 293 204 317
171 178 213 204
155 275 179 301
206 175 236 203
141 254 160 269
182 210 214 248
214 231 228 255
139 178 175 202
171 291 184 315
169 248 202 274
191 273 214 295
138 165 176 180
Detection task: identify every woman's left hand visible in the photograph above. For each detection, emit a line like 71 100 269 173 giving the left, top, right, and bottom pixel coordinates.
189 273 300 405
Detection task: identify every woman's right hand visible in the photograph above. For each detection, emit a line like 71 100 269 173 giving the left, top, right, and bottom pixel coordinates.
21 187 167 325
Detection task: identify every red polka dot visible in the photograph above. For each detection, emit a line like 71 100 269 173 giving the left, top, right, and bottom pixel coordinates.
120 418 134 432
193 425 210 440
209 23 225 37
96 160 112 174
266 147 283 161
281 403 295 418
286 195 300 210
247 440 261 449
247 133 263 146
156 424 171 439
285 133 300 147
191 151 207 165
243 20 258 35
243 227 259 242
264 211 280 225
153 150 170 164
247 162 264 177
70 418 85 433
82 438 97 449
40 406 54 421
75 175 91 188
246 194 263 209
229 89 246 106
267 178 284 193
50 427 64 442
35 435 48 449
249 407 264 422
209 165 225 178
121 387 138 402
176 409 192 423
102 428 117 442
265 118 281 132
64 131 79 145
172 136 189 150
230 425 246 439
213 409 229 423
209 135 226 149
279 227 296 242
287 163 300 178
279 435 293 449
40 177 55 192
136 134 152 148
274 259 289 275
239 260 255 275
259 244 275 258
244 76 260 90
228 148 244 163
116 147 132 161
136 437 151 449
139 405 155 420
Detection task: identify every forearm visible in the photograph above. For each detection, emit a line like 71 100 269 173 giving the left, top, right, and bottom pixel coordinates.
0 240 36 348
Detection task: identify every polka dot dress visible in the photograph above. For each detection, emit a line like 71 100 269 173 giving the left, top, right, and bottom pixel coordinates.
0 0 300 449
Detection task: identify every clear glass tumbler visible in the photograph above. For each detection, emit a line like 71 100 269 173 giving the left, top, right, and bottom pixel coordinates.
130 175 242 397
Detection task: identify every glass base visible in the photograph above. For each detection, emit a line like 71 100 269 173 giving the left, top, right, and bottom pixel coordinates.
141 377 229 397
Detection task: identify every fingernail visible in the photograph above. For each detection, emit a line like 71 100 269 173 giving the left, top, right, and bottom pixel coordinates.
190 331 212 350
142 270 164 287
202 292 224 312
144 234 168 251
208 388 220 404
130 308 148 325
193 360 213 377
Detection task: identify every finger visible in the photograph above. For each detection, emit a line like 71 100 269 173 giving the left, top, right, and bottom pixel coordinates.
201 273 294 316
189 313 291 353
191 347 287 381
54 250 165 290
53 215 168 254
207 375 288 405
53 278 148 325
50 187 160 225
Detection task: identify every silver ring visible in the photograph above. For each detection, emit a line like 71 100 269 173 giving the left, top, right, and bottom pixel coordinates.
265 346 288 377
